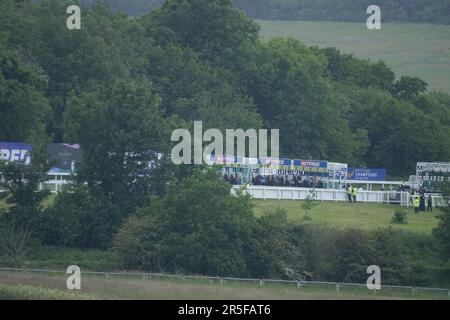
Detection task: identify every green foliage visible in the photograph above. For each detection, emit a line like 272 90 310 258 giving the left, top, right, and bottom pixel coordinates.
246 207 302 279
0 284 99 300
18 246 119 271
391 209 408 224
144 0 259 65
115 169 255 276
0 41 51 142
83 0 450 25
233 0 450 25
1 0 449 178
390 76 428 100
0 146 50 229
0 221 38 268
64 79 171 214
433 207 450 261
301 191 319 216
1 0 450 289
287 224 444 286
40 186 122 249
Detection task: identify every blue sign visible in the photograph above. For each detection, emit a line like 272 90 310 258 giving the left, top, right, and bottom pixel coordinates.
258 158 292 166
293 160 328 173
348 168 386 181
0 142 32 165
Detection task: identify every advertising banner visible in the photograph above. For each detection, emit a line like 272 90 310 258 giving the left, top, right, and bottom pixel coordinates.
347 168 386 181
0 142 32 165
258 158 292 168
293 160 328 173
47 143 81 174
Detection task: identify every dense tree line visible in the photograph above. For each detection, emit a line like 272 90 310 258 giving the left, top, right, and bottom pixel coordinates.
1 0 450 285
2 0 450 176
80 0 450 24
233 0 450 24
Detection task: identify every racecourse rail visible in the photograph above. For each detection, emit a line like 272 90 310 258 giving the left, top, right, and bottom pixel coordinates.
0 268 448 298
1 178 445 207
232 186 445 207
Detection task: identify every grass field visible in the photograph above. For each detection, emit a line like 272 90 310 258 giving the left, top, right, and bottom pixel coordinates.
253 200 439 234
257 20 450 94
0 271 447 300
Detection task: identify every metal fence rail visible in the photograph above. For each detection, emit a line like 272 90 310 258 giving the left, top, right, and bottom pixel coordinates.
1 267 448 298
233 186 445 207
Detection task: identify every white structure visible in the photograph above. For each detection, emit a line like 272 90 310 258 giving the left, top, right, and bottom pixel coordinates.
233 185 444 207
417 162 450 175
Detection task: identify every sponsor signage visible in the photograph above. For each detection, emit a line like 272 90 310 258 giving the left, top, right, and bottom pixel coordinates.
348 168 386 181
47 144 81 174
0 142 32 165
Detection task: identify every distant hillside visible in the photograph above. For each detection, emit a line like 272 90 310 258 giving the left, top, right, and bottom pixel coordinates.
80 0 163 16
81 0 450 24
258 20 450 94
234 0 450 25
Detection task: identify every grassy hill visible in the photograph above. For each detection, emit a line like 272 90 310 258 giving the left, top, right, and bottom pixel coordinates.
257 21 450 94
253 200 439 234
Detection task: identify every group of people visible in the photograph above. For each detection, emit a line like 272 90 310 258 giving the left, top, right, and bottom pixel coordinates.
251 174 325 189
223 174 242 185
412 191 433 213
223 173 326 189
346 185 359 203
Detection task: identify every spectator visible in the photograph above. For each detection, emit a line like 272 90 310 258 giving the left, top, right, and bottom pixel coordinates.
352 185 358 203
427 195 433 212
420 193 426 212
346 185 352 203
413 196 420 213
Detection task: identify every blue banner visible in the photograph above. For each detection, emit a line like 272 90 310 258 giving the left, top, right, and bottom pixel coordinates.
348 168 386 181
0 142 32 165
293 160 328 173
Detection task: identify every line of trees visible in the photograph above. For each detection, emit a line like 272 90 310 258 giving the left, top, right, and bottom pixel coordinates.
80 0 450 24
2 0 450 176
233 0 450 24
0 0 450 285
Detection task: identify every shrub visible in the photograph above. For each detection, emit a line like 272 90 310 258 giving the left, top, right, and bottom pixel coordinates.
433 207 450 260
391 209 408 224
0 221 38 267
40 186 122 249
115 169 255 277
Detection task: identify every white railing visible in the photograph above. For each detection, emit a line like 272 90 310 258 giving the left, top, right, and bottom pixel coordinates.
233 186 444 207
0 268 448 298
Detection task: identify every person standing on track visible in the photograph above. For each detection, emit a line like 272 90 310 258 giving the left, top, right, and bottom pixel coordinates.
347 185 353 202
427 195 433 212
413 196 420 213
352 185 358 203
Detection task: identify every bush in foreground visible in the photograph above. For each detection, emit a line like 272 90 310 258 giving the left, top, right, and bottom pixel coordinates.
115 169 255 277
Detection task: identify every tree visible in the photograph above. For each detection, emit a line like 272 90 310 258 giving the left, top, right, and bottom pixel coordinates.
246 38 366 163
433 207 450 261
64 79 171 214
345 87 450 176
40 185 122 248
246 208 300 279
0 221 36 268
144 0 259 67
0 145 50 225
0 42 51 142
301 190 319 219
115 169 255 276
390 76 428 100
